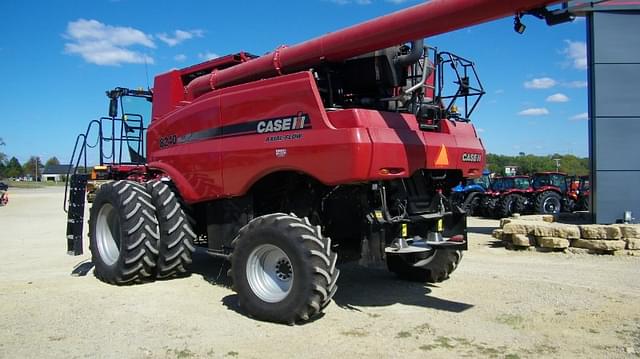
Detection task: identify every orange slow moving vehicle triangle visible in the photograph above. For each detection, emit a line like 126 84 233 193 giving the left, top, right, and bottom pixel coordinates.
435 144 449 166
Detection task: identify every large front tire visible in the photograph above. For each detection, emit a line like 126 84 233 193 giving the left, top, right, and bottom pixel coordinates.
146 180 196 279
229 213 339 324
495 194 526 218
89 180 159 285
535 191 562 214
387 249 463 283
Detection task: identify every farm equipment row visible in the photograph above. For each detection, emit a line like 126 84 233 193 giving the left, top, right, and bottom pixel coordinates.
453 172 590 218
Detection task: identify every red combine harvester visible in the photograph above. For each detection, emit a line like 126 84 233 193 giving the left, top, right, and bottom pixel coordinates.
65 0 568 323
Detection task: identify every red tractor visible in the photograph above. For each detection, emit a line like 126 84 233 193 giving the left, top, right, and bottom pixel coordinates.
479 176 531 218
568 175 590 211
528 172 575 214
63 0 568 323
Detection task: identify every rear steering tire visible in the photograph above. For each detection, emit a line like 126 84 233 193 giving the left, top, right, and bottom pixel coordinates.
387 249 463 283
229 213 339 324
89 180 159 285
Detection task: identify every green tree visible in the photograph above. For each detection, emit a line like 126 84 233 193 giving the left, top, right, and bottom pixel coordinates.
486 153 588 176
45 156 60 167
5 157 24 178
23 156 43 180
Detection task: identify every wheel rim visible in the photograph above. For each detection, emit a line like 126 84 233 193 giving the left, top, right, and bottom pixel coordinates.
95 203 121 265
543 197 560 213
246 244 293 303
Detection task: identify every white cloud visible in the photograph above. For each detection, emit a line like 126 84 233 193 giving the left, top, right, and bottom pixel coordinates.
524 77 557 89
494 89 504 94
546 93 569 103
64 19 155 66
563 40 587 70
518 108 550 116
174 54 187 62
157 29 203 47
569 112 589 121
198 52 219 61
476 128 485 133
563 80 588 88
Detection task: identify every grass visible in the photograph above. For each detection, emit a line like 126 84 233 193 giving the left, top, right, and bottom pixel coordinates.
4 180 66 188
341 328 369 337
495 314 526 330
167 348 195 358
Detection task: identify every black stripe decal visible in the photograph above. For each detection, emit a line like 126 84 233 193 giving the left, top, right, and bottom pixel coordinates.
176 113 311 145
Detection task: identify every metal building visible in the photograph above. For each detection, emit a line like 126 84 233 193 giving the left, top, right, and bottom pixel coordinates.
577 2 640 223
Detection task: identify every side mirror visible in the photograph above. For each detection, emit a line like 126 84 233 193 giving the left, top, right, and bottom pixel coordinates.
109 98 118 117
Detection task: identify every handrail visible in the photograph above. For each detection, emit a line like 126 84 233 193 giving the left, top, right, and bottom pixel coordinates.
63 120 102 213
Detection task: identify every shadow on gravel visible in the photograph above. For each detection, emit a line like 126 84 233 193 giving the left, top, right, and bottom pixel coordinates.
190 249 473 320
488 240 506 248
332 263 473 313
71 260 94 276
190 249 232 287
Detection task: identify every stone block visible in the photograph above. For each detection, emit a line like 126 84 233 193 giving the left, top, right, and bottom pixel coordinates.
613 224 640 239
511 234 534 247
499 218 512 228
531 223 581 239
537 237 570 249
502 221 537 235
625 237 640 250
579 225 622 240
517 214 555 223
571 239 626 251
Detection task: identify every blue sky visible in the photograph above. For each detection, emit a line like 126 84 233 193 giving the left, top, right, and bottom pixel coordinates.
0 0 588 165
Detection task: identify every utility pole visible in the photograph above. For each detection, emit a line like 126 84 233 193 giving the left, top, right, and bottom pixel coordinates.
553 158 561 172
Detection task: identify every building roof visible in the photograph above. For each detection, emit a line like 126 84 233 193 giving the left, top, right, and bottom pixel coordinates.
42 164 73 175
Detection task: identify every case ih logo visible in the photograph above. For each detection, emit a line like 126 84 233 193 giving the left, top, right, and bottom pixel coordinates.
257 113 309 134
462 153 482 162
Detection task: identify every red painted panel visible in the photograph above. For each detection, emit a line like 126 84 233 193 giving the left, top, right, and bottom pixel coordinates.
219 72 372 196
148 71 484 204
152 70 184 121
147 96 223 202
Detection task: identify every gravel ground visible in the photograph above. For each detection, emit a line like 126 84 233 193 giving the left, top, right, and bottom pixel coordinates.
0 187 639 359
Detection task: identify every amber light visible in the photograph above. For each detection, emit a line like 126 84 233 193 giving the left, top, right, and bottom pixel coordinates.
378 168 404 175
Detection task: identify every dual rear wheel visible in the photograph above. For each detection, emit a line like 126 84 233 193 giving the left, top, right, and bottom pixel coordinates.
89 180 195 284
